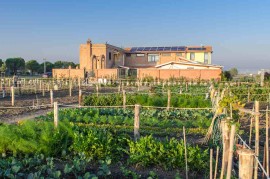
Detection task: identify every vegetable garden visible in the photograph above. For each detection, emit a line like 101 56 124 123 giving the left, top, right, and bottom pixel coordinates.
1 79 270 178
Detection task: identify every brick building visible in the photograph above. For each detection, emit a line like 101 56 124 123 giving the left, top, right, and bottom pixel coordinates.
53 39 222 80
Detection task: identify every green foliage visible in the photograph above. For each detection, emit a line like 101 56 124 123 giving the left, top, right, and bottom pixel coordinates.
83 93 211 108
0 120 73 156
26 60 40 75
54 60 76 69
5 57 25 74
70 127 130 160
127 135 209 171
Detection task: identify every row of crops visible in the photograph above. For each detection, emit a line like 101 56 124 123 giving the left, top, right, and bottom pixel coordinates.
0 107 212 178
83 93 211 108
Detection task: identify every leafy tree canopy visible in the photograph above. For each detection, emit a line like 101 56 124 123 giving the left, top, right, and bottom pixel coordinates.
39 62 54 73
26 60 40 75
5 57 25 75
54 61 76 69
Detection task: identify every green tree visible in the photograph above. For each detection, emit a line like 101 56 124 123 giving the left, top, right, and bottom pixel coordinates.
26 60 40 75
0 59 3 67
0 63 7 75
229 68 238 77
222 71 232 81
5 57 25 75
39 61 54 73
54 61 76 69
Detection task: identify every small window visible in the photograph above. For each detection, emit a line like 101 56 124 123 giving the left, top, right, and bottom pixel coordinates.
190 53 195 60
109 52 111 60
148 54 159 62
162 53 171 56
204 52 209 64
126 53 131 57
136 54 145 57
176 53 182 56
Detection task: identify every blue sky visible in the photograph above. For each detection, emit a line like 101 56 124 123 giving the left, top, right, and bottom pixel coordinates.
1 0 270 73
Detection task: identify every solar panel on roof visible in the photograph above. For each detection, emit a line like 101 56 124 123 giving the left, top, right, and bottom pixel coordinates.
171 46 178 51
130 47 137 52
177 46 186 51
150 47 158 51
143 47 151 51
137 47 144 51
157 47 164 51
164 47 171 51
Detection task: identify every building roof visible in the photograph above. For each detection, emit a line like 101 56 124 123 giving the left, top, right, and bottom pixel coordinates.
155 58 222 69
125 46 212 53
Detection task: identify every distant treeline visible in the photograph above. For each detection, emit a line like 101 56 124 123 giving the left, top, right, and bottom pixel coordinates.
0 58 79 75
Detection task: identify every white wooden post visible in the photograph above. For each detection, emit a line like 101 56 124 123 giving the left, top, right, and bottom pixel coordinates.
254 101 260 179
123 90 126 109
11 86 15 106
54 102 58 128
238 149 254 179
226 124 236 179
79 89 82 106
167 89 171 110
134 104 140 140
50 89 53 107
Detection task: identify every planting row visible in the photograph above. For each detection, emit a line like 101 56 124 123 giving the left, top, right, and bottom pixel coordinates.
0 120 209 178
83 93 211 108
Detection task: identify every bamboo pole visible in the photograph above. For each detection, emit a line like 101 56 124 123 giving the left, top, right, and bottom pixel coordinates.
238 148 254 179
210 148 213 179
248 88 250 102
54 102 58 128
249 115 253 146
214 146 219 179
254 101 260 179
263 143 266 179
226 124 236 179
42 83 45 97
183 126 188 179
134 104 140 140
123 90 126 109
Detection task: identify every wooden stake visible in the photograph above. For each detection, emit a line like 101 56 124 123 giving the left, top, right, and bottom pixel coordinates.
266 106 269 177
249 116 253 147
214 146 219 179
248 88 250 102
226 124 236 179
238 148 254 179
79 89 82 106
69 79 72 97
54 102 58 128
123 90 126 109
220 119 230 179
134 104 140 140
263 143 266 179
210 148 213 179
42 83 45 96
11 86 14 106
167 89 171 110
50 89 53 107
183 126 188 179
254 101 259 179
230 103 233 118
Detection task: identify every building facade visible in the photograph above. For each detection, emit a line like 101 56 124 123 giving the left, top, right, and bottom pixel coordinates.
53 39 222 80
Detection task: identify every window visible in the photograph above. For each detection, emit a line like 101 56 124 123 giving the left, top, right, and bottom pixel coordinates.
204 52 209 64
126 53 131 57
148 54 159 62
109 52 112 60
162 53 171 56
190 53 195 60
136 54 145 57
176 53 182 56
